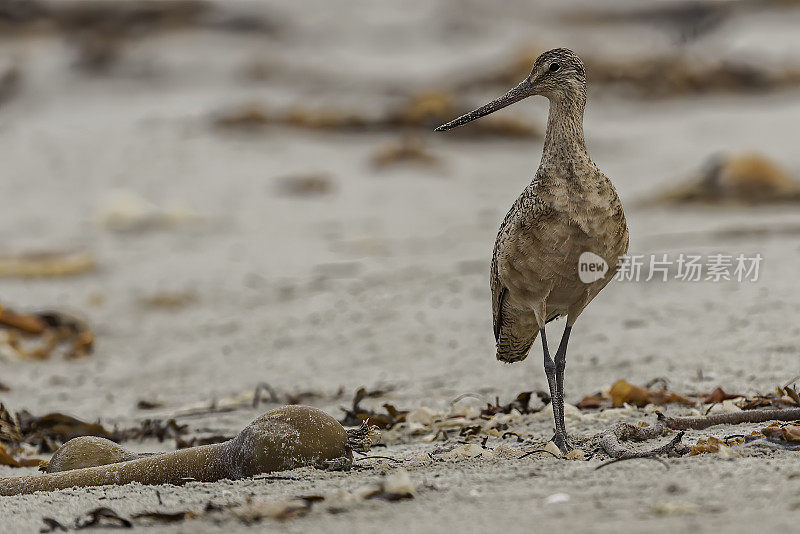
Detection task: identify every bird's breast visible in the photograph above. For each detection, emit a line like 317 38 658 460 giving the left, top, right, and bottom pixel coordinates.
495 179 628 301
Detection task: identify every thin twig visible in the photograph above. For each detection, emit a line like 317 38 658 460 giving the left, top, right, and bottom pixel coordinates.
518 448 561 460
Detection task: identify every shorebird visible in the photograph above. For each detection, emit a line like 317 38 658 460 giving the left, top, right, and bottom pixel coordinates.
436 48 629 452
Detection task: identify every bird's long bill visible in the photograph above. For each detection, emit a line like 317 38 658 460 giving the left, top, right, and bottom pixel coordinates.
434 80 532 132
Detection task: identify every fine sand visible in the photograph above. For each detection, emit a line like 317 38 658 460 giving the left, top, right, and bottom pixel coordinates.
1 1 799 532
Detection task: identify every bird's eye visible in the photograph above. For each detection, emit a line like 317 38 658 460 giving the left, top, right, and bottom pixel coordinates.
549 63 560 72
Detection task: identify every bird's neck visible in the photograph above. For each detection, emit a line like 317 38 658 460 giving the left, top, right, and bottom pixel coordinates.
541 92 588 166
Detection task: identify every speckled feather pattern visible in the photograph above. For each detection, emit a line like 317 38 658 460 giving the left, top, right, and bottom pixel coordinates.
492 49 629 363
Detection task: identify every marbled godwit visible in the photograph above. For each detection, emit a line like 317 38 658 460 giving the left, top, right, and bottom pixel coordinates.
436 49 629 452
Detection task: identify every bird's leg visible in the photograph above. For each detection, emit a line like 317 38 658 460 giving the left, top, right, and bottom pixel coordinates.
552 325 573 453
540 327 563 451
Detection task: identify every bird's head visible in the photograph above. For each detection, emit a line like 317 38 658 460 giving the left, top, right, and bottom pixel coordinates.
435 48 586 132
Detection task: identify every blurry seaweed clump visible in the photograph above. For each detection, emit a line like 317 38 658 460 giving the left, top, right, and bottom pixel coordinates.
0 250 94 278
0 0 277 73
212 91 539 139
0 61 20 106
553 0 800 96
458 44 800 99
370 136 440 170
274 173 335 197
0 304 94 360
646 153 800 205
561 0 800 46
588 55 800 98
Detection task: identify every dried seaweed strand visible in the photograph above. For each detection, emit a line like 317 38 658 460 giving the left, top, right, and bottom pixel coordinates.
657 407 800 430
518 448 561 460
598 421 684 459
346 422 378 453
599 407 800 459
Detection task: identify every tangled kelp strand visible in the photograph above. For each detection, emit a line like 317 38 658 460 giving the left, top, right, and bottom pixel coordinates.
598 405 800 459
1 403 113 455
0 406 378 495
340 387 408 429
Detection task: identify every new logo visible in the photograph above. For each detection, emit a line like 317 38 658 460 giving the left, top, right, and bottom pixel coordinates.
578 251 608 283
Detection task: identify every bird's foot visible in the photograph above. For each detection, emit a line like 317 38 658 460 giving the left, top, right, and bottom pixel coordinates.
551 432 573 455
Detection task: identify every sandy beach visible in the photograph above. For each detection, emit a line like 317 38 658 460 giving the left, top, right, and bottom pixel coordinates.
1 1 799 531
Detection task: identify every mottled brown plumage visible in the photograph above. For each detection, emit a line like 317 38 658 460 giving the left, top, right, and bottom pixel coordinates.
437 49 629 452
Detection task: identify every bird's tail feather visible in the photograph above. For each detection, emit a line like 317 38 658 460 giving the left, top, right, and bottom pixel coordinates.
495 312 560 363
495 313 539 363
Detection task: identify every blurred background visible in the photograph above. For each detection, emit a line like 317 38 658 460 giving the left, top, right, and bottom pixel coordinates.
1 0 799 419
